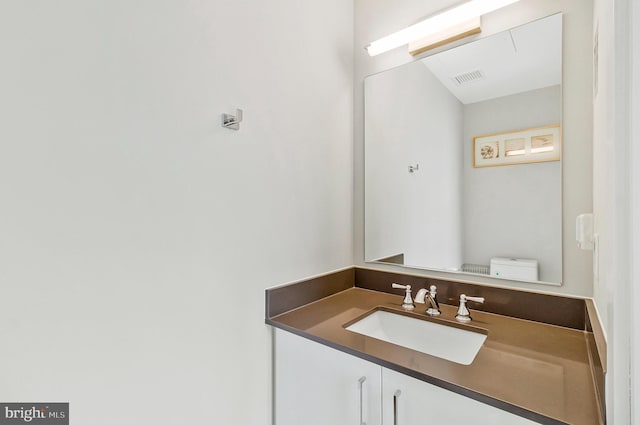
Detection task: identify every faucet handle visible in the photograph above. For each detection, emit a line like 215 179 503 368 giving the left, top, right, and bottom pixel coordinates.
425 285 441 316
464 295 485 304
391 283 415 310
455 294 484 322
428 285 437 296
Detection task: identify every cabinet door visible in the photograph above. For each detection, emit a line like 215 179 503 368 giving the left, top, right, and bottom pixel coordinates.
274 329 382 425
382 368 539 425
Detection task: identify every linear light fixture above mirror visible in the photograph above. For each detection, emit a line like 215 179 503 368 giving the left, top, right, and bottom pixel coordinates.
365 0 522 57
408 17 480 56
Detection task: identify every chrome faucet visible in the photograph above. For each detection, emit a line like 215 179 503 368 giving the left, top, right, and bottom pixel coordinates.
455 294 485 322
391 283 415 310
414 285 440 316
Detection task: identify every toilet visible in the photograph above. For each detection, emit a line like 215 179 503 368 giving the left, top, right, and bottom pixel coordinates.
489 258 539 281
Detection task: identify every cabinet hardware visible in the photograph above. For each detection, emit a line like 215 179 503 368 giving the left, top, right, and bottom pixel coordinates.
358 376 367 425
393 390 401 425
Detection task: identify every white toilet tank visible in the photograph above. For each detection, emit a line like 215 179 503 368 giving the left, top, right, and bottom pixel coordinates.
489 258 538 281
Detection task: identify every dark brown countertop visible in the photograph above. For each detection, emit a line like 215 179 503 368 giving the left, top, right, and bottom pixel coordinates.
267 287 601 425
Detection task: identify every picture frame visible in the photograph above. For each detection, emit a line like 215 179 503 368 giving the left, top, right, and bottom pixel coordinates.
473 124 561 168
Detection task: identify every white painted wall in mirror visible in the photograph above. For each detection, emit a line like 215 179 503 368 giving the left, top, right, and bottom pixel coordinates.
463 86 562 283
365 62 463 270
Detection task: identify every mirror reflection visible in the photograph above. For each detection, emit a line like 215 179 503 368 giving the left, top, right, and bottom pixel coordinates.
364 14 563 285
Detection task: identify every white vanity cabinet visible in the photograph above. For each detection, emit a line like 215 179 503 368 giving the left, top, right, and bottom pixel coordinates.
274 329 539 425
382 368 538 425
274 329 382 425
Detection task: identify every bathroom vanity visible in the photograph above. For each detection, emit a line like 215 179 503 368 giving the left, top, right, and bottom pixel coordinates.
266 268 606 425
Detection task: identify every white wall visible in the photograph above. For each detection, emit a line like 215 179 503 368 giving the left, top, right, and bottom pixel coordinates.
364 62 463 270
0 1 353 424
463 86 562 283
632 0 640 420
628 1 640 423
592 0 635 422
355 0 593 296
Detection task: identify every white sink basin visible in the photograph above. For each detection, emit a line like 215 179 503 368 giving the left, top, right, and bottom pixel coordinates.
345 309 487 365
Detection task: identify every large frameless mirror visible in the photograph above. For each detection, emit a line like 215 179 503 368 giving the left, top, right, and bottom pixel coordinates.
364 14 563 285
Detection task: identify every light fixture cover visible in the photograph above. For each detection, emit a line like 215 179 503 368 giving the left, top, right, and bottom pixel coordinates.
366 0 521 56
408 17 481 56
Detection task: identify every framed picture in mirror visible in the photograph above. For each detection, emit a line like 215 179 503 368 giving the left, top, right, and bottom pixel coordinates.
473 124 561 168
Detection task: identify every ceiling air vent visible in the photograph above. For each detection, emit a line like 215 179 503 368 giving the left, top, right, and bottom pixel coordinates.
452 69 485 86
